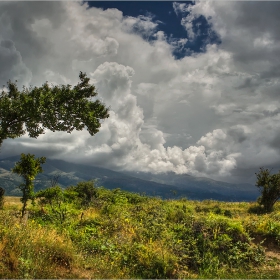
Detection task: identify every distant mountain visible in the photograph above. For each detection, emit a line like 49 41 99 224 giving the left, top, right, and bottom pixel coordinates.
0 155 259 201
0 156 190 198
123 171 259 201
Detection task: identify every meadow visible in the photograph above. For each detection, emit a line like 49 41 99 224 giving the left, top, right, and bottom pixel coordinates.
0 183 280 279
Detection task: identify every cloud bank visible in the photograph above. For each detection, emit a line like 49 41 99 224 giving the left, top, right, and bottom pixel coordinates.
1 1 280 184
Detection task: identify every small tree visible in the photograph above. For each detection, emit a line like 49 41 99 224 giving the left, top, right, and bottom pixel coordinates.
0 186 5 209
12 153 46 217
255 167 280 213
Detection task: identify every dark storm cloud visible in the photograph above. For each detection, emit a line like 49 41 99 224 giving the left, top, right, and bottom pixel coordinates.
228 126 248 144
269 132 280 152
0 39 31 87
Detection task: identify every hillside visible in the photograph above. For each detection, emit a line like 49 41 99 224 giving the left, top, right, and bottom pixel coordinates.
0 190 280 279
0 155 259 201
124 170 259 201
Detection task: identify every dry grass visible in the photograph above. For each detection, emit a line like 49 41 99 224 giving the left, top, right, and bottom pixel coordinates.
0 211 79 278
4 196 21 204
2 196 21 212
81 207 100 220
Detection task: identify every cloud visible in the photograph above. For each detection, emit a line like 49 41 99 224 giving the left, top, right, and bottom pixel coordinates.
122 14 158 39
1 1 280 184
0 40 32 87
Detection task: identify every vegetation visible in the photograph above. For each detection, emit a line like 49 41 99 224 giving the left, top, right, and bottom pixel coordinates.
0 72 109 146
255 168 280 213
0 187 4 209
0 184 280 279
12 154 46 218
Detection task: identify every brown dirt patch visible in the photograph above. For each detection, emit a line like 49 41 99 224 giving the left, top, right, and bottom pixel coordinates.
252 234 280 261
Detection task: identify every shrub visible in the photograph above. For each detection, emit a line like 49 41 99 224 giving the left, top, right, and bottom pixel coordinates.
36 186 78 224
67 181 97 207
224 209 233 218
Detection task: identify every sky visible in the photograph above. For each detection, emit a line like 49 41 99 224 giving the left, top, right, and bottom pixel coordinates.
0 1 280 184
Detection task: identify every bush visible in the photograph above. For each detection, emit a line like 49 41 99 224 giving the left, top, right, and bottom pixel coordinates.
224 209 233 218
67 181 97 207
36 186 78 224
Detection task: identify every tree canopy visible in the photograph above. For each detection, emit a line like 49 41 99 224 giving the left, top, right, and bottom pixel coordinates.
0 72 109 146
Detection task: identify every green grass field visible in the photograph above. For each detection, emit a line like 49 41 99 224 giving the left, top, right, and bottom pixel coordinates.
1 189 280 279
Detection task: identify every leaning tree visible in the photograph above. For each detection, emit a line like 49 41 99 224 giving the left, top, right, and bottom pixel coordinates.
0 71 109 146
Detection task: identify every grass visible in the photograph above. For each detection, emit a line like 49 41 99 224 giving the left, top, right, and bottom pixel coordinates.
0 189 280 278
4 196 21 209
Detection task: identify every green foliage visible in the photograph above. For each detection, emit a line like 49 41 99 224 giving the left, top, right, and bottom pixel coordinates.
224 209 233 218
125 242 177 278
36 186 78 224
0 72 109 146
66 181 97 207
255 167 280 212
12 153 46 217
0 186 4 209
243 213 280 246
170 213 265 276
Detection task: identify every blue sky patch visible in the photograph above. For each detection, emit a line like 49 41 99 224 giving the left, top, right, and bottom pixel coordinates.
86 1 221 59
